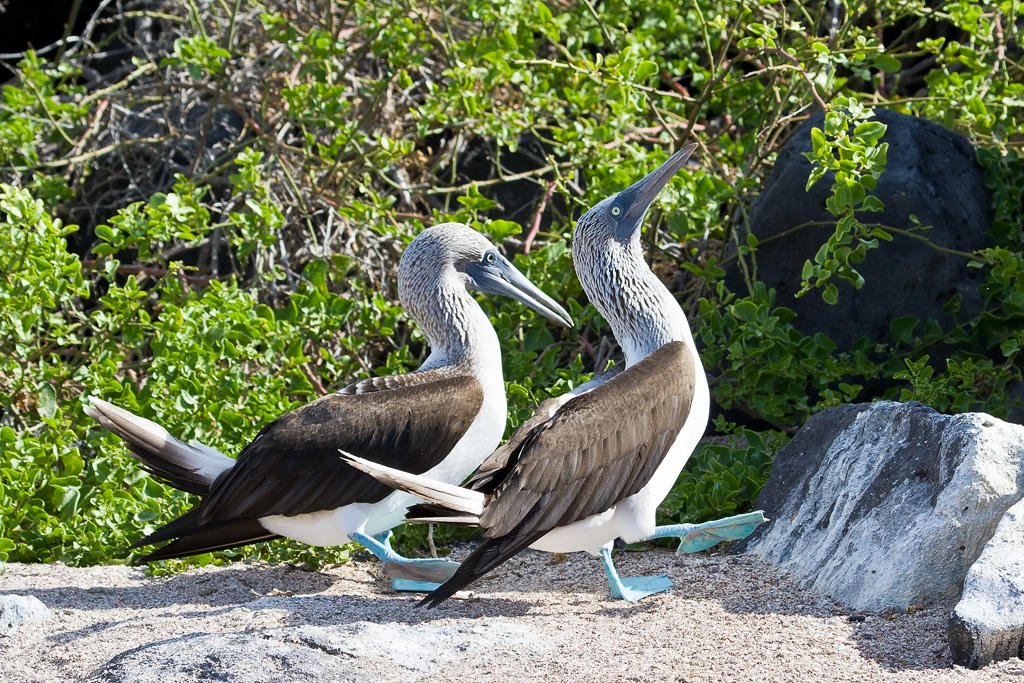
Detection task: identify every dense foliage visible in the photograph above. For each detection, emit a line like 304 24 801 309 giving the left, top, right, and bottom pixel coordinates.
1 0 1022 567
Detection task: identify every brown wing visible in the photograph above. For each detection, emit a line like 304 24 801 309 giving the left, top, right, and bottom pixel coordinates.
197 370 484 524
467 364 624 491
481 341 695 537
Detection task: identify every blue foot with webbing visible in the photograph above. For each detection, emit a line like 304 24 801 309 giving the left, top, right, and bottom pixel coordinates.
350 531 460 592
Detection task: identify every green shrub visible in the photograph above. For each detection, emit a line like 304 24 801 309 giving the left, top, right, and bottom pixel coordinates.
1 0 1022 567
659 425 782 528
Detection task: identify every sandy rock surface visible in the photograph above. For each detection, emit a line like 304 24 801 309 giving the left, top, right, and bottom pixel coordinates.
2 549 1022 682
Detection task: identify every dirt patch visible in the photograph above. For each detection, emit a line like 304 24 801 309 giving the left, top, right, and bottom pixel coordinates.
2 549 1022 682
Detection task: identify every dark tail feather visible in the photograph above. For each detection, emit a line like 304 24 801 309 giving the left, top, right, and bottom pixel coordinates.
84 398 232 496
405 502 480 527
130 508 205 549
130 508 278 562
418 531 544 608
134 516 280 562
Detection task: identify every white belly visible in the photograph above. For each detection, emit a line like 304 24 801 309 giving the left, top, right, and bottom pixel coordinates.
260 490 418 545
529 507 616 554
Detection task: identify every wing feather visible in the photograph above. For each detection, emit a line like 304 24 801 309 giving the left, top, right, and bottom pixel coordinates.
466 364 624 492
198 370 484 525
418 344 697 608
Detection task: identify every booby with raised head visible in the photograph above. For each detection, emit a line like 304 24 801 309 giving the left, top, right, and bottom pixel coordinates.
85 222 572 591
342 145 767 605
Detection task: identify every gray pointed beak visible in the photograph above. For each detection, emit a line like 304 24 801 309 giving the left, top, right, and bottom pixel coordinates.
466 255 573 327
617 143 697 235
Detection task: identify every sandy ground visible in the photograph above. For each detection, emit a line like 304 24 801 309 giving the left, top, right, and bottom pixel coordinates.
1 548 1022 682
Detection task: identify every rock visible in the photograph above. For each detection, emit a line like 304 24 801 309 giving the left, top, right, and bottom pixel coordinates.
735 402 1024 612
0 595 53 636
948 497 1024 668
87 619 552 682
735 109 990 352
87 631 360 683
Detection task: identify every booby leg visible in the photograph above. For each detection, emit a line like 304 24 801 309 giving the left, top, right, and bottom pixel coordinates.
350 531 460 592
647 511 768 553
599 546 673 602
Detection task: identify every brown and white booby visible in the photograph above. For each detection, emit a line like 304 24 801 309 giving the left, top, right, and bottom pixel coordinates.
85 222 572 590
342 145 767 605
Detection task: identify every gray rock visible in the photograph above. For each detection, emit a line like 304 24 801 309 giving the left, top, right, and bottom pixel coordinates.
0 594 53 636
87 619 554 682
278 621 547 672
87 631 361 683
949 497 1024 668
736 402 1024 612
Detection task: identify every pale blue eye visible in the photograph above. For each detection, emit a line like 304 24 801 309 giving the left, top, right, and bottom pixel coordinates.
611 206 621 217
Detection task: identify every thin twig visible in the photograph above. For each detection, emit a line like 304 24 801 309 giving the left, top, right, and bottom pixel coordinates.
524 181 556 254
8 137 170 171
81 259 221 285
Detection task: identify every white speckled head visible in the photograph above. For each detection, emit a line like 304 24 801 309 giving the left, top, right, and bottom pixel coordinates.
398 222 571 367
572 145 697 365
398 223 496 313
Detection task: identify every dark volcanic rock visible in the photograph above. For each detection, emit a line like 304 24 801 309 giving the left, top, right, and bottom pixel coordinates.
734 109 991 352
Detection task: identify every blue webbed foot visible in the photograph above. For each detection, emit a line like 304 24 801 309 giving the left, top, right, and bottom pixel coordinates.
599 546 673 602
648 510 769 554
382 558 460 587
350 531 460 592
391 578 446 592
611 574 673 602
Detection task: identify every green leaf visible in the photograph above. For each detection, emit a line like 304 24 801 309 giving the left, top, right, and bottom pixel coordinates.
635 60 659 81
853 121 887 146
890 316 920 345
535 0 552 22
730 301 758 322
486 219 522 240
37 384 57 420
801 260 815 281
95 224 115 242
874 54 902 74
303 259 328 293
861 195 884 212
822 284 839 305
810 127 827 155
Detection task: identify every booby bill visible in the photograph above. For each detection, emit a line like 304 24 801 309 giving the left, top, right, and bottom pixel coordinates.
85 222 572 591
342 145 767 606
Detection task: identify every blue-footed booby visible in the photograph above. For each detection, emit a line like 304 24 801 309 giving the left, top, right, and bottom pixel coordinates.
342 145 767 606
85 222 572 591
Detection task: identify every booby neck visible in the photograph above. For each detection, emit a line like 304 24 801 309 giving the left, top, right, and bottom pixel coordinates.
574 226 692 368
406 280 501 376
396 221 573 377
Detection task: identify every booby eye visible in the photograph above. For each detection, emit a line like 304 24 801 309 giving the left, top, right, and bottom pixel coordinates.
610 206 622 217
484 252 496 264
